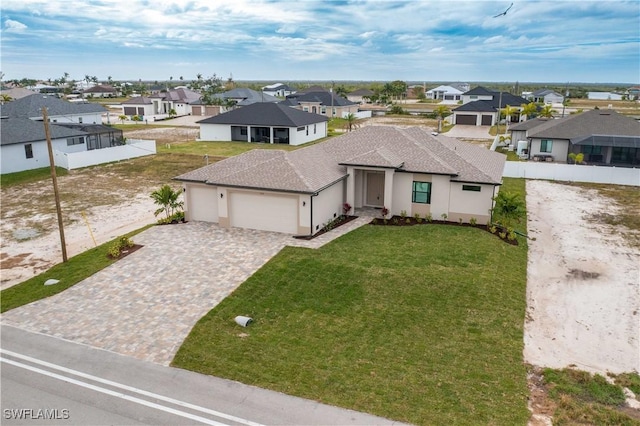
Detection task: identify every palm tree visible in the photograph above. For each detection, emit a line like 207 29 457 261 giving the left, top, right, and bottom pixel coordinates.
150 185 184 221
520 102 537 120
539 104 557 118
501 105 518 130
118 114 127 124
1 94 13 104
433 105 451 132
343 113 360 132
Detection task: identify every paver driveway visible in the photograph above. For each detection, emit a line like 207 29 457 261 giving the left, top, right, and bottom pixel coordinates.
2 218 372 365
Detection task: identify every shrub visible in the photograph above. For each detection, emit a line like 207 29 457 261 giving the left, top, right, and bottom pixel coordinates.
392 217 399 225
441 213 448 221
108 236 134 258
414 213 422 223
425 213 432 223
469 217 477 226
381 207 389 219
405 218 411 224
458 218 463 224
499 231 507 240
400 210 407 218
489 225 497 234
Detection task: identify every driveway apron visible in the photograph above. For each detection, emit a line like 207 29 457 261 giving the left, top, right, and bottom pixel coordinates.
1 218 373 365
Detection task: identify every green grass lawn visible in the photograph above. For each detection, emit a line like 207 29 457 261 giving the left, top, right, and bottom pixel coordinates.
173 187 530 424
0 226 151 313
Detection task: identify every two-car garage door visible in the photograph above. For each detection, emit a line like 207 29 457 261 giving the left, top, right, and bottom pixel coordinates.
230 192 298 234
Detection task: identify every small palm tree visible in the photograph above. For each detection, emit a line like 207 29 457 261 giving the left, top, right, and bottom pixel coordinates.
118 114 127 124
433 105 451 132
343 113 360 132
520 102 537 120
539 105 557 118
501 105 518 130
150 185 184 221
168 108 177 118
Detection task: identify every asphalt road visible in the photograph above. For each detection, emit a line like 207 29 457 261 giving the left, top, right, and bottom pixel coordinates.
1 325 405 426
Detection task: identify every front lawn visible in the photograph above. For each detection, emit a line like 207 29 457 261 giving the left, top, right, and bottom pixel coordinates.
173 207 529 424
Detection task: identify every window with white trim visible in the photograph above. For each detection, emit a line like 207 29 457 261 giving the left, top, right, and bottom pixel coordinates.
540 139 553 153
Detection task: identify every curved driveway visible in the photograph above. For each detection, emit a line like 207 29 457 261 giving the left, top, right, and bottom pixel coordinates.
2 218 372 365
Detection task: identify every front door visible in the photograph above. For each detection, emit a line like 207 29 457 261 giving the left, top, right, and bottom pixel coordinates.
366 172 385 207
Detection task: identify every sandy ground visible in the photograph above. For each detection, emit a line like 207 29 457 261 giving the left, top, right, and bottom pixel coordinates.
0 194 157 289
524 180 640 375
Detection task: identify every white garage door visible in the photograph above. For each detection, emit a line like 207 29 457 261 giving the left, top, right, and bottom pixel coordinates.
230 192 298 234
188 185 219 222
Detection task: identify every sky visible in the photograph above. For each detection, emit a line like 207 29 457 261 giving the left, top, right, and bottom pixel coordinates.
1 0 638 84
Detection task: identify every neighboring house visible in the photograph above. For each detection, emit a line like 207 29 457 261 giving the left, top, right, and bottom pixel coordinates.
189 100 222 117
347 88 374 104
1 93 106 124
0 117 124 174
262 83 295 97
512 109 640 166
197 102 329 145
281 89 359 118
83 84 119 98
149 88 202 116
175 126 505 235
627 86 640 100
1 87 37 101
453 87 528 126
587 92 623 101
213 88 280 106
525 89 564 104
425 85 464 102
121 96 154 117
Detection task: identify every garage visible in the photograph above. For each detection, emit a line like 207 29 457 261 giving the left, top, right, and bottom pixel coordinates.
455 114 477 125
481 115 493 126
187 185 219 222
230 191 298 234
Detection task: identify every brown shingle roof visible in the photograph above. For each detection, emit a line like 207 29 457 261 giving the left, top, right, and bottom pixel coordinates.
175 126 506 192
528 109 640 141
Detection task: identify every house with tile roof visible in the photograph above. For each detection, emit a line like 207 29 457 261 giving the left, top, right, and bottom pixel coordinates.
1 93 106 124
175 126 505 235
281 88 359 118
196 102 328 145
453 86 528 126
525 89 564 105
509 109 640 165
346 88 374 104
82 84 119 98
425 85 464 103
212 88 280 106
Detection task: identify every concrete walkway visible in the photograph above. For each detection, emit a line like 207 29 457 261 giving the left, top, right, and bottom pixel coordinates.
1 216 375 365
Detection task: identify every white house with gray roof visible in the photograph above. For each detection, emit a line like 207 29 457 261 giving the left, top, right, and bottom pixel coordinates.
511 109 640 165
175 126 506 236
197 102 328 145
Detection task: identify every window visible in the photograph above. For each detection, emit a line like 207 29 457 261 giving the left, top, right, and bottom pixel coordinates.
67 137 84 146
321 107 326 114
25 144 33 159
306 126 309 136
582 145 601 154
314 124 316 134
540 139 553 153
78 117 83 124
240 127 247 136
297 126 305 132
462 185 481 192
412 181 431 204
303 106 309 112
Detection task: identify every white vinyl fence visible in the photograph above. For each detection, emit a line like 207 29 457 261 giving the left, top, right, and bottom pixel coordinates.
54 139 156 170
503 161 640 186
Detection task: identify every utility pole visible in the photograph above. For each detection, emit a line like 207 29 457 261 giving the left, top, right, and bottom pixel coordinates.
42 107 68 262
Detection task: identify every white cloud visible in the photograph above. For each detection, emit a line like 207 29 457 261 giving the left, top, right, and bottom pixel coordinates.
4 19 27 33
276 24 298 34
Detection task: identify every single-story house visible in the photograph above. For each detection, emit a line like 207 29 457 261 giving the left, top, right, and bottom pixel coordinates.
1 93 106 124
511 109 640 165
347 88 375 104
453 87 528 126
425 85 464 102
175 126 505 235
262 83 295 98
587 92 623 101
524 89 564 105
197 102 329 145
121 96 154 117
82 84 119 98
1 87 37 101
0 117 125 173
148 88 202 116
281 89 359 118
212 88 279 106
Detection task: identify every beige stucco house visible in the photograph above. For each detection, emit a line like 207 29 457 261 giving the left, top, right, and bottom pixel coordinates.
175 126 506 236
